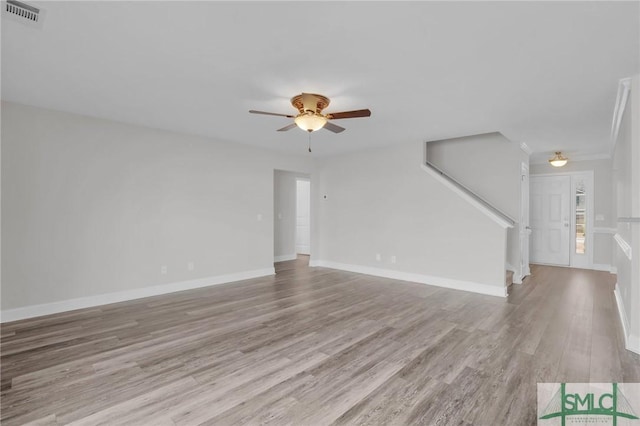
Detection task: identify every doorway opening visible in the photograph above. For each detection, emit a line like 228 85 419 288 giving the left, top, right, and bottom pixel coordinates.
520 162 531 281
295 178 311 256
530 171 594 268
273 170 311 268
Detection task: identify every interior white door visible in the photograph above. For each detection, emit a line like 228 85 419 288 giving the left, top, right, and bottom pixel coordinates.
530 175 571 266
295 179 310 255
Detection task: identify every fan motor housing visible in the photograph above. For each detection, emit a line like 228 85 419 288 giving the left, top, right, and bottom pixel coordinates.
291 93 330 114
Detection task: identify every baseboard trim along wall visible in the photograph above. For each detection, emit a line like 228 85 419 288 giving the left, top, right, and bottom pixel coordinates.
614 283 640 355
591 263 615 273
309 260 507 298
0 267 275 323
274 254 297 262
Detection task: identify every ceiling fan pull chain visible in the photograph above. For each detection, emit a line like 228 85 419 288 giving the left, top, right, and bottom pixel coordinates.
308 131 312 153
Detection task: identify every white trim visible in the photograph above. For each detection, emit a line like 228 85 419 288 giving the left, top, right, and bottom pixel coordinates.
592 227 617 234
531 171 595 179
530 262 613 273
570 152 612 162
611 78 632 152
591 263 613 272
520 142 533 156
519 161 531 281
420 164 514 229
274 254 297 262
614 283 640 355
614 233 633 260
0 268 275 323
529 152 611 165
310 260 507 298
614 284 631 347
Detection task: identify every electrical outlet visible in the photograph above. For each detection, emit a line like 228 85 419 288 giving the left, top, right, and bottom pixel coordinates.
160 265 167 275
390 255 397 264
257 214 263 221
278 213 282 220
187 262 194 271
375 253 381 262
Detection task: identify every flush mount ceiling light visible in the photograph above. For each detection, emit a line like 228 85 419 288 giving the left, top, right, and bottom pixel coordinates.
249 93 371 134
549 151 568 167
294 112 328 132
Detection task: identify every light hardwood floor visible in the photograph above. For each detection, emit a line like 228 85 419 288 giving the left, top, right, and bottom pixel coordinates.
1 257 639 425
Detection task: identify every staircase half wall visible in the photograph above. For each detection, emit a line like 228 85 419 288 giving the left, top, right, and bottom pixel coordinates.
426 132 529 283
311 141 510 297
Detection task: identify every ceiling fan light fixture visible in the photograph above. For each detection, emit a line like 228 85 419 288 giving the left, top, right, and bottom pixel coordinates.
549 151 568 167
294 113 327 132
249 93 369 135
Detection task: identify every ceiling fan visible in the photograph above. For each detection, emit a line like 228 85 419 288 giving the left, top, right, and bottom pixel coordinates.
249 93 371 134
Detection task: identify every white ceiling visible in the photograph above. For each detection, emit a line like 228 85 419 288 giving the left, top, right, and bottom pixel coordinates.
2 1 639 158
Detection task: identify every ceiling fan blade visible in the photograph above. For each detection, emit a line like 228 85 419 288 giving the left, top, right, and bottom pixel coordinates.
323 122 346 133
277 123 298 132
327 109 371 120
249 110 295 118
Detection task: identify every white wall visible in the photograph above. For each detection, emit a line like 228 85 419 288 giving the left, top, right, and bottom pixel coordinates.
426 132 528 278
611 75 640 354
313 141 508 296
274 170 309 261
1 102 313 313
530 159 614 267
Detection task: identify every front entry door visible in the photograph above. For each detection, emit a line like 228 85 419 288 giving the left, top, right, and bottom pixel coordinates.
530 175 571 266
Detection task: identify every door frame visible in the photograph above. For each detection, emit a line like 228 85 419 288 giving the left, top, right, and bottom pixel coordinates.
530 170 594 269
519 162 531 281
295 177 311 255
273 170 312 264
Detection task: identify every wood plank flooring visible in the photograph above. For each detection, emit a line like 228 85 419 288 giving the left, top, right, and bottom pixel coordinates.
1 257 639 425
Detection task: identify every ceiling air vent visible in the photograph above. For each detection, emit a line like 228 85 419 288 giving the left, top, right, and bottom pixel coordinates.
3 0 44 28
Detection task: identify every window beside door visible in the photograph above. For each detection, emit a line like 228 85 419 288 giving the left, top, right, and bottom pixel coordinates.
575 181 586 255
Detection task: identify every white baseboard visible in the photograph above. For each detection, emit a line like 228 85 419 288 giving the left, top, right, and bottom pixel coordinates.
274 254 297 263
531 262 615 273
309 260 507 298
613 283 640 355
591 263 614 272
0 268 275 323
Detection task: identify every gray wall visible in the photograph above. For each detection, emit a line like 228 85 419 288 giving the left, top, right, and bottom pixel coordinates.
531 159 614 267
1 102 313 310
426 132 528 277
314 141 507 290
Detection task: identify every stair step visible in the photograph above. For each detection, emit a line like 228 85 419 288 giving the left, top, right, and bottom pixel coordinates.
506 270 514 287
